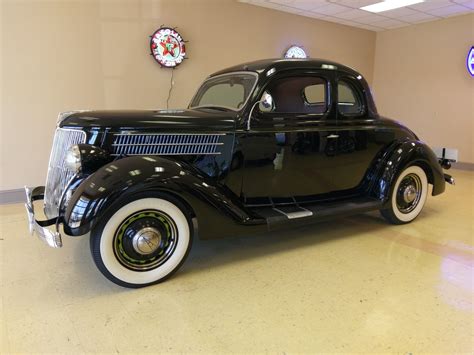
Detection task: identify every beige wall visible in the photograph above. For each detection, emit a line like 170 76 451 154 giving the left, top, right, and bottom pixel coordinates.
1 1 473 192
373 14 474 164
0 0 376 191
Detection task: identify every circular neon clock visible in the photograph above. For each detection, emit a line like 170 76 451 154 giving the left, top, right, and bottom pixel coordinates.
150 27 186 68
284 46 308 59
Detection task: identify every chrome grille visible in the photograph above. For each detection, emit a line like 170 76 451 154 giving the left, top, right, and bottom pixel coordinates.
111 133 224 156
44 128 86 218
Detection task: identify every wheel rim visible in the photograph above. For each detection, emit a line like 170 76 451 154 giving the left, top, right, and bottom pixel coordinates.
113 209 178 271
396 173 422 214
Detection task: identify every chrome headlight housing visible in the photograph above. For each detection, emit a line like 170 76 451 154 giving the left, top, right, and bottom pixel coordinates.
65 144 111 175
65 145 82 173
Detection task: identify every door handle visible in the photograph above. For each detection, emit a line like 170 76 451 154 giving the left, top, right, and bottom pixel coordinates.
327 134 339 139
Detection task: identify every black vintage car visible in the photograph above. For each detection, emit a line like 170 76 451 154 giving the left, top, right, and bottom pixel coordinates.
25 58 454 288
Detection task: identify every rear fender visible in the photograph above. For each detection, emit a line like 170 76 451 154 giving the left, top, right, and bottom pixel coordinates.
63 156 264 239
372 139 445 205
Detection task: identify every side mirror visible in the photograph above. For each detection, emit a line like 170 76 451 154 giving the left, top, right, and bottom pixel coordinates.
261 93 273 109
247 93 274 131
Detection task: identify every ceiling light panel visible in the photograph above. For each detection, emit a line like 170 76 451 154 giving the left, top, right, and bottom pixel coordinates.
360 0 425 13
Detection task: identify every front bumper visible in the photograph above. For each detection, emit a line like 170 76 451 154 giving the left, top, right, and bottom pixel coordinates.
24 186 62 248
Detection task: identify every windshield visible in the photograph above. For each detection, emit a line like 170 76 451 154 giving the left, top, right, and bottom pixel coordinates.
189 72 258 111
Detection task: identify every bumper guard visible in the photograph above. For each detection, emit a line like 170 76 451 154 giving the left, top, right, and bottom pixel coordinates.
444 173 455 185
24 186 62 248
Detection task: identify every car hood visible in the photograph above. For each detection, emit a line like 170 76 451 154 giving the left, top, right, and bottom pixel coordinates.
59 109 239 132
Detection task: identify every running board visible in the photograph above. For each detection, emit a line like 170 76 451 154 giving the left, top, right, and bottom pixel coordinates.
251 198 383 231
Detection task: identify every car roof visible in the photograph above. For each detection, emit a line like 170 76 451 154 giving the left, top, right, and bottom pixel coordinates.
209 58 362 78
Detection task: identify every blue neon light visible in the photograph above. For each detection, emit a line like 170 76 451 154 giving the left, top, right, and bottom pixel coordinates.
467 46 474 77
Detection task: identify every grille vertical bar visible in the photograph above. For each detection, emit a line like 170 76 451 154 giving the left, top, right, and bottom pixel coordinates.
44 128 86 218
111 133 224 156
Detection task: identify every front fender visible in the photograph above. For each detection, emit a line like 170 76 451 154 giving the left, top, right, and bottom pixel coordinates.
63 156 265 238
373 139 445 204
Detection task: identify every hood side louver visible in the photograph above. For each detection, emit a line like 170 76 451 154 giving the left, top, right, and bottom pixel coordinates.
111 133 225 156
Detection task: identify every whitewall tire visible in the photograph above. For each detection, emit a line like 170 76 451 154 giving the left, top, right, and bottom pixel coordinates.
380 165 428 225
90 195 192 288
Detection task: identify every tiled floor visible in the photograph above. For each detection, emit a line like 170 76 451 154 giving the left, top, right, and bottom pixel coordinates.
1 169 473 353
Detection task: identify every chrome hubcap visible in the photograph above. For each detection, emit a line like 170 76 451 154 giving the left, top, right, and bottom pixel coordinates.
403 185 417 204
132 227 162 255
396 173 422 214
113 209 178 271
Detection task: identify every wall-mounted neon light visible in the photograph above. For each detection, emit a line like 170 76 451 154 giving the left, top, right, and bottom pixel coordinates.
284 46 307 59
467 46 474 77
150 27 186 68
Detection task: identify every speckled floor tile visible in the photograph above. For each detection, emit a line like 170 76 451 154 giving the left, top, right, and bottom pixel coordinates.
0 169 472 353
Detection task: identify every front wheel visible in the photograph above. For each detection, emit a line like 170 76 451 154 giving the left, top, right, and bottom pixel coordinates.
380 165 428 225
90 195 192 288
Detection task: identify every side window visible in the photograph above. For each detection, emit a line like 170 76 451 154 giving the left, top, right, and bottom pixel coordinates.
261 76 328 115
303 84 326 105
338 80 363 116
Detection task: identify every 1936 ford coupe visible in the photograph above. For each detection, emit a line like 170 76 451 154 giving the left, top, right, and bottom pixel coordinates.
25 58 454 288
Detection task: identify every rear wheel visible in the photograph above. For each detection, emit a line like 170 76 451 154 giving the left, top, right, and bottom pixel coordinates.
380 165 428 225
90 195 192 288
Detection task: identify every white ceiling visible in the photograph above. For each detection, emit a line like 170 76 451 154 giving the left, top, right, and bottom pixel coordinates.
237 0 474 31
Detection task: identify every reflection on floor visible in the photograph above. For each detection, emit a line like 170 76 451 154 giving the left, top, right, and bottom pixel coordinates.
0 169 472 353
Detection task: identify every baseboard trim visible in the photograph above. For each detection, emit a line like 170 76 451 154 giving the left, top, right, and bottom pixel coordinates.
0 188 26 205
453 162 474 171
1 161 473 205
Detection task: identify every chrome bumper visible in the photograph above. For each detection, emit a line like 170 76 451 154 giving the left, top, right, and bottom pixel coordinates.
24 186 62 248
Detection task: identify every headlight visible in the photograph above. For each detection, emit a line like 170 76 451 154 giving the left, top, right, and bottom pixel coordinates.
65 144 111 174
66 145 82 172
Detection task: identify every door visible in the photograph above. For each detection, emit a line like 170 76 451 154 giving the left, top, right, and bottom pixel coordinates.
239 71 342 203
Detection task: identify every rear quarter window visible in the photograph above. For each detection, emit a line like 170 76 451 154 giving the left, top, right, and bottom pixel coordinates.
338 80 364 116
